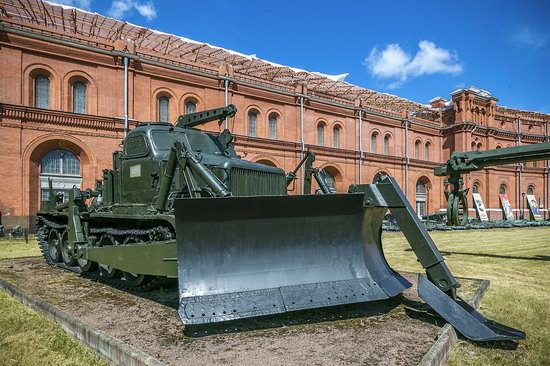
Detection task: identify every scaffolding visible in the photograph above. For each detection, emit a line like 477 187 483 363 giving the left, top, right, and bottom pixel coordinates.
0 0 435 115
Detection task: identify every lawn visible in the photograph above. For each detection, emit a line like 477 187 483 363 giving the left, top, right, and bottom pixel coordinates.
0 238 106 366
1 228 549 365
0 237 41 259
383 226 550 366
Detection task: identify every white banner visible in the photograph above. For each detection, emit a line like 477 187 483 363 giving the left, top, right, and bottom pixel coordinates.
526 194 543 221
499 194 515 221
472 193 489 221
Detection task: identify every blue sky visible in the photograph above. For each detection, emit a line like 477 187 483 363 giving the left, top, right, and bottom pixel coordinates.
59 0 550 113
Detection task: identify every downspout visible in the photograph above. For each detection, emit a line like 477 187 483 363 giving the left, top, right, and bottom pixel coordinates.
123 54 129 137
358 109 363 184
546 122 550 220
300 96 305 194
517 117 522 219
404 117 410 198
224 78 229 129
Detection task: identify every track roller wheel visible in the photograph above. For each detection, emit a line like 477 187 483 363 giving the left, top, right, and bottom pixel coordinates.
98 234 121 279
78 256 98 272
47 229 62 263
60 230 77 266
123 272 152 287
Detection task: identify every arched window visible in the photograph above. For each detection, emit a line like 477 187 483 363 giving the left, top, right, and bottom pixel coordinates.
371 132 378 153
40 149 82 202
383 135 390 155
248 111 257 137
72 82 86 114
473 183 479 193
333 126 341 148
317 123 325 146
322 171 336 193
373 171 389 184
471 141 477 150
185 100 196 114
415 179 428 218
477 143 482 151
527 185 534 195
425 142 431 160
35 74 50 109
499 184 506 194
414 140 421 159
268 113 278 140
496 145 502 149
158 96 169 122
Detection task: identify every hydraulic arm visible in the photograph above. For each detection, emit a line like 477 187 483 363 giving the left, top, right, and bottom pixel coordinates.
435 142 550 225
286 151 332 194
175 104 236 129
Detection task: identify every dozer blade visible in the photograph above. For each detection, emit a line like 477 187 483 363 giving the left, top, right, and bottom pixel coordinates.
174 194 411 325
418 275 525 341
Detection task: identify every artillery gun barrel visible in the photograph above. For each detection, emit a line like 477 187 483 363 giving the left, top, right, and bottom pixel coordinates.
435 141 550 176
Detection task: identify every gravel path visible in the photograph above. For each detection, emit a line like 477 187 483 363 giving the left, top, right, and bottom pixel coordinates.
0 257 479 365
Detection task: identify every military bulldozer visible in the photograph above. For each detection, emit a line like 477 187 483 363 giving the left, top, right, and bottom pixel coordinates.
37 105 524 342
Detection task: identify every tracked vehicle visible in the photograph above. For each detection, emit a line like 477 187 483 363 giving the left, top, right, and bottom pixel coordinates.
37 105 525 342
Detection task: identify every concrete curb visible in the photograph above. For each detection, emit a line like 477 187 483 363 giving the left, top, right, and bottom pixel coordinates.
0 278 165 366
418 279 490 366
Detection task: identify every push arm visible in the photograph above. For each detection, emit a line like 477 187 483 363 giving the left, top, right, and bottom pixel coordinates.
175 104 237 129
350 176 458 295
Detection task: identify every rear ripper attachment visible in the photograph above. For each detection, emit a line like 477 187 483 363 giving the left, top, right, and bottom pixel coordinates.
175 176 525 342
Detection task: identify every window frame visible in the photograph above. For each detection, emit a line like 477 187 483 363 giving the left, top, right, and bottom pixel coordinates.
72 81 87 114
248 111 258 137
34 74 50 109
268 113 278 140
158 96 170 122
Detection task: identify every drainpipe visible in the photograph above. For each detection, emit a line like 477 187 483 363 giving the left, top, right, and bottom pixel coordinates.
546 122 550 220
358 109 363 184
300 96 305 194
123 54 129 137
517 117 522 219
224 78 229 129
403 117 410 198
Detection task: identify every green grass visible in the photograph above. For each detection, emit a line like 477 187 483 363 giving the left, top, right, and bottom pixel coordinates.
0 237 41 259
0 237 106 366
1 229 549 365
0 290 106 366
383 227 550 366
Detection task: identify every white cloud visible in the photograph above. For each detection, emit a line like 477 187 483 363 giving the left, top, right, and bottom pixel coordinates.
365 41 463 89
511 26 547 51
52 0 92 11
108 0 157 21
134 1 157 20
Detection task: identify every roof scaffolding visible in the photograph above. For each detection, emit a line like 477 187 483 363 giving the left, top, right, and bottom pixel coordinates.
0 0 548 120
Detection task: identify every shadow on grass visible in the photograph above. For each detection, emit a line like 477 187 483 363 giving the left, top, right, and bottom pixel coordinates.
404 248 550 262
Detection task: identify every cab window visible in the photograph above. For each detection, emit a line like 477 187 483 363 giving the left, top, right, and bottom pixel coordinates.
125 134 148 157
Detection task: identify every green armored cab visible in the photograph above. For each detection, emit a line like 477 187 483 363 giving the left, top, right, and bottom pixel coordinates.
37 104 525 342
38 105 286 285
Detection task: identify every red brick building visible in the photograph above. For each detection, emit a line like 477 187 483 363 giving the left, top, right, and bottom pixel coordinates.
0 0 548 229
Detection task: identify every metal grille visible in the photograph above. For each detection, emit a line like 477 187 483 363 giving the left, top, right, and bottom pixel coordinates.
230 168 286 196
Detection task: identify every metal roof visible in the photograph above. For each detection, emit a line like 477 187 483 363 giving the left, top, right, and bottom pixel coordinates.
0 0 548 121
